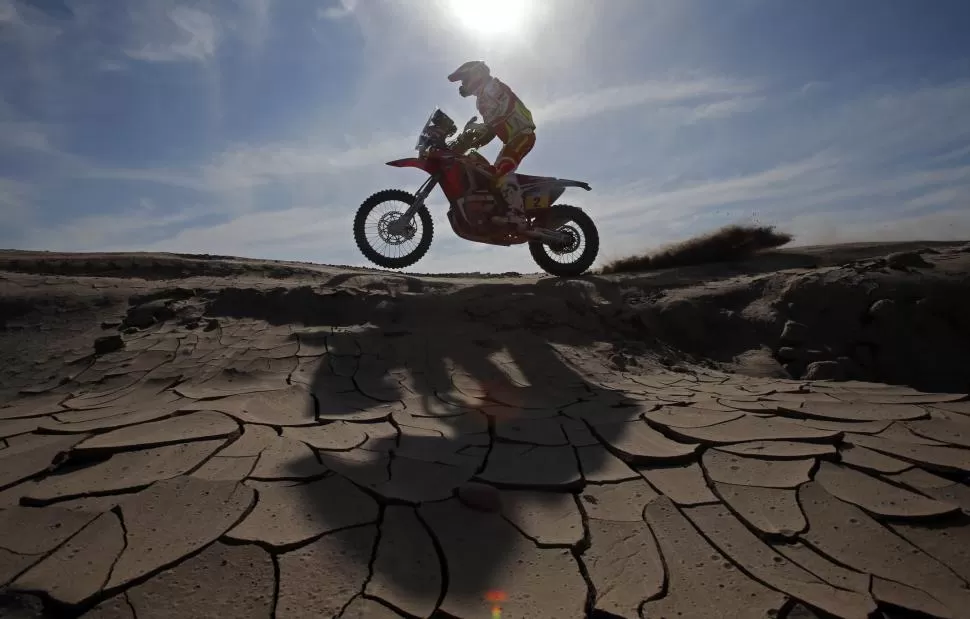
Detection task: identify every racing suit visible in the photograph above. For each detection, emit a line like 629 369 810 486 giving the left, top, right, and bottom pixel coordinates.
474 77 536 227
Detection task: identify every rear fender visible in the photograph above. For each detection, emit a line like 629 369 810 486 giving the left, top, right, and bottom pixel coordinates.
556 179 592 192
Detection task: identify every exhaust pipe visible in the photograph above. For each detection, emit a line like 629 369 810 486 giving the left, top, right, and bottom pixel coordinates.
523 228 570 245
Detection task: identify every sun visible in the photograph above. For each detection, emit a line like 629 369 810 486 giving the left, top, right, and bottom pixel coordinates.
447 0 531 37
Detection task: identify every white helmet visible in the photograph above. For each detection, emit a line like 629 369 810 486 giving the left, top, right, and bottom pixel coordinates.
447 60 491 97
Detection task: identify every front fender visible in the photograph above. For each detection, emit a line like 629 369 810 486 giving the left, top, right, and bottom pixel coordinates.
386 158 429 170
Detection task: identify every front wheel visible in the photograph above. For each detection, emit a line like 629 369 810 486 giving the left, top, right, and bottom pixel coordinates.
353 189 434 269
529 205 599 277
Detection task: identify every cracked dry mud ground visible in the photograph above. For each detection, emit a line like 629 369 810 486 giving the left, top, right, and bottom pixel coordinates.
1 243 970 619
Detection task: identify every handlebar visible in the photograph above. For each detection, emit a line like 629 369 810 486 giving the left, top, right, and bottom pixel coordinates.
447 115 493 154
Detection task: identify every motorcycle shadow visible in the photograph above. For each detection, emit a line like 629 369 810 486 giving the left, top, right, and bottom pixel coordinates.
280 282 647 618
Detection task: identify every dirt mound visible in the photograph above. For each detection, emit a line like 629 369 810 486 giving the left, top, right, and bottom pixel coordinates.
2 242 970 619
602 224 793 274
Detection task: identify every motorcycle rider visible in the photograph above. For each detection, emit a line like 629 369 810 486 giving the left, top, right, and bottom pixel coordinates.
447 60 535 231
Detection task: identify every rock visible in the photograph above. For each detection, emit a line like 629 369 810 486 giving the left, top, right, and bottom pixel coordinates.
835 355 861 377
868 298 896 319
204 318 219 331
780 320 808 343
0 434 88 490
124 300 174 329
93 335 124 355
804 361 845 381
100 319 122 330
458 482 501 512
887 250 933 269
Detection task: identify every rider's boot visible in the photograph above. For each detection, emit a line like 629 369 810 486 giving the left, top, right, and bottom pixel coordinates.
491 174 528 231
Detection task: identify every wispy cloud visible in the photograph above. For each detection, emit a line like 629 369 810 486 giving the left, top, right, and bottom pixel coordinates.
125 5 218 63
535 76 760 124
318 0 357 20
597 153 841 222
200 135 413 190
0 120 53 152
16 200 220 252
110 206 353 256
0 0 16 23
72 76 765 195
226 0 274 51
72 165 216 193
72 133 415 196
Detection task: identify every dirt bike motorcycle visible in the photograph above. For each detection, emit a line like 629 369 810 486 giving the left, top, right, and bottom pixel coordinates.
353 108 599 277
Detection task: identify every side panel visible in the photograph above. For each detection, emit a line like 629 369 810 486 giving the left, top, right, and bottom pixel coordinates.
439 160 468 201
439 158 493 202
522 185 566 210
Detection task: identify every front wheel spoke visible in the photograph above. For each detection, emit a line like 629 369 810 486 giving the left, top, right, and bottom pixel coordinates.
363 203 424 258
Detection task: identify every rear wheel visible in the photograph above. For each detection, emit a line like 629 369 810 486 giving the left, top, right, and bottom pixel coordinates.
528 204 599 277
353 189 434 269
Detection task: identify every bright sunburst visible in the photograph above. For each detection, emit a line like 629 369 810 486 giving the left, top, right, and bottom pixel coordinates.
447 0 531 37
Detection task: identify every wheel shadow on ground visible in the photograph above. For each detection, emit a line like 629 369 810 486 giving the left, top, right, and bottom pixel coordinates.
282 282 656 618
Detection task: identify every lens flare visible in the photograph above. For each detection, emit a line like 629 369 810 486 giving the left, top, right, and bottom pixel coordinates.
486 590 507 617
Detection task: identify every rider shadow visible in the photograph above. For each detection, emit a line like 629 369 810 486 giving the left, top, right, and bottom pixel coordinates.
283 281 654 617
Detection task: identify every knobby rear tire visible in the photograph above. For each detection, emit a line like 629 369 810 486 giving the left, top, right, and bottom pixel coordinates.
528 204 599 277
353 189 434 270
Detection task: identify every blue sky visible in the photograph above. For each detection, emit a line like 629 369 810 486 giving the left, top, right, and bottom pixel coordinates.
2 0 970 272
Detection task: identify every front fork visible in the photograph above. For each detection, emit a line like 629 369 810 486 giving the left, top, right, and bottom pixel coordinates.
387 175 438 236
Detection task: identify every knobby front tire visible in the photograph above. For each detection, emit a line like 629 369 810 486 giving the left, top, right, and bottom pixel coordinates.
353 189 434 270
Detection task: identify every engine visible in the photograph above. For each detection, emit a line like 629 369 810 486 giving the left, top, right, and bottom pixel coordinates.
454 192 497 229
